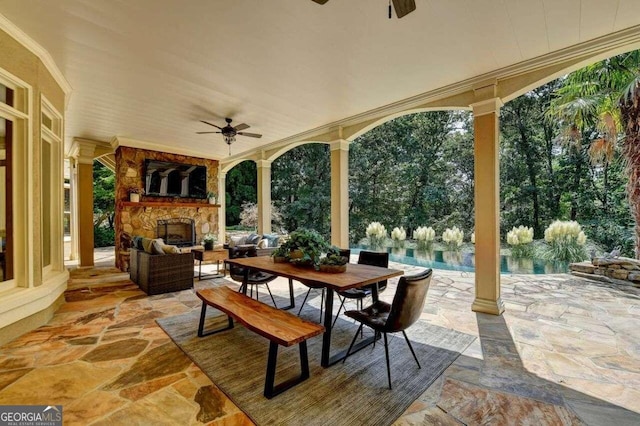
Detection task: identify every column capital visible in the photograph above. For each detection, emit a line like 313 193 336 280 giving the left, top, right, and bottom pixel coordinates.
470 98 503 117
255 159 272 169
330 139 350 152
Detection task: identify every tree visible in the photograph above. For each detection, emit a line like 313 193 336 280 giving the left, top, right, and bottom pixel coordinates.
549 51 640 256
226 161 257 225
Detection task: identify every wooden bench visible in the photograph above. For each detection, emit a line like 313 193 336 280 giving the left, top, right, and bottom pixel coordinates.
196 286 325 398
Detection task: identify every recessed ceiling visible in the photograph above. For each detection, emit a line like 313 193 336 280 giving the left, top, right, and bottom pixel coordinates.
1 0 640 159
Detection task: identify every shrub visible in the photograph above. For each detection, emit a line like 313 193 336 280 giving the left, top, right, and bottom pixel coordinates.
366 222 387 249
94 225 115 248
542 220 587 262
442 226 464 250
413 226 435 250
506 226 534 258
391 227 406 247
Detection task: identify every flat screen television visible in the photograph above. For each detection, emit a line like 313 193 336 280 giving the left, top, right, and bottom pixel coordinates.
144 159 207 199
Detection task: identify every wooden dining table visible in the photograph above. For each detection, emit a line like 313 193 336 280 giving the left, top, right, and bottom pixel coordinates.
225 256 404 367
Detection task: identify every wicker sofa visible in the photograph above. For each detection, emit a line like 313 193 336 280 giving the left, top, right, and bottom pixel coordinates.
130 247 194 295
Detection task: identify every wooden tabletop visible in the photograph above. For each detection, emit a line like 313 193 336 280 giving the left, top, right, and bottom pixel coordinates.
225 256 403 291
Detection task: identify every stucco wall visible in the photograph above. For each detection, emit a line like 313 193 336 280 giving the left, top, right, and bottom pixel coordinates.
114 146 219 270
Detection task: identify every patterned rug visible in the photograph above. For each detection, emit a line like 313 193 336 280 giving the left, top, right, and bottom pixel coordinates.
157 293 475 426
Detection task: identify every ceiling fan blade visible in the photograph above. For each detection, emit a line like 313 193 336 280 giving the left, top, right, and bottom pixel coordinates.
312 0 329 4
196 131 222 134
392 0 416 18
237 132 262 139
200 120 223 130
233 123 250 131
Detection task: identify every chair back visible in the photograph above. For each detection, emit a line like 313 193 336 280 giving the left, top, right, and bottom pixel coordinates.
384 269 433 333
357 250 389 292
228 246 257 282
339 249 351 262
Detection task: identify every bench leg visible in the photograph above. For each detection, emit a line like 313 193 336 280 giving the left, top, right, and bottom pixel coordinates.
263 341 310 399
197 301 234 337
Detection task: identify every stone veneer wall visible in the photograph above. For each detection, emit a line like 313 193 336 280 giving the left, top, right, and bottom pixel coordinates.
114 146 219 270
570 257 640 287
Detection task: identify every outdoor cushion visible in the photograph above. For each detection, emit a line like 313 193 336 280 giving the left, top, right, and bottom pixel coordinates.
142 237 164 254
257 239 268 249
160 243 181 254
150 240 166 255
246 233 262 245
228 235 247 248
132 236 144 250
263 234 279 247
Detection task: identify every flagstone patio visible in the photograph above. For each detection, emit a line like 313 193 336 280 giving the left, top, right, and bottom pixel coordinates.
0 252 639 425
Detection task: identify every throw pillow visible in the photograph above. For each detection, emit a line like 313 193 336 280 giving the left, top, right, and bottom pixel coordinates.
246 233 261 245
150 240 165 255
263 234 280 248
257 238 268 249
132 236 144 250
160 244 181 254
229 235 247 248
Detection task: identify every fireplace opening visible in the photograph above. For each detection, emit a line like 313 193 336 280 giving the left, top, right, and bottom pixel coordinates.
156 218 196 247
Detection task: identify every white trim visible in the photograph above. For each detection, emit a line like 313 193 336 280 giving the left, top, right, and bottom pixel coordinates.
0 13 72 104
0 269 68 329
329 140 350 152
113 136 224 161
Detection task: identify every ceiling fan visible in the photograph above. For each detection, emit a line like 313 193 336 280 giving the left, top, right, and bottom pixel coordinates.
197 117 262 154
311 0 416 19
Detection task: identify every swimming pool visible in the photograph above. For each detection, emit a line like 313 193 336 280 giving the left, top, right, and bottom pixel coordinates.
351 246 569 274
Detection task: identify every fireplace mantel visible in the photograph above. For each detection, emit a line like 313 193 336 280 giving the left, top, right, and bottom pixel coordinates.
120 201 220 210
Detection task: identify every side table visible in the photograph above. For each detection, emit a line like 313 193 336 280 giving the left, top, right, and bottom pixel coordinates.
193 248 228 280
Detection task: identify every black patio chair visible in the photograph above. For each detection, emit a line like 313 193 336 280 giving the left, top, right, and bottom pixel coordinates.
342 268 433 389
297 249 351 323
332 250 389 328
227 245 279 308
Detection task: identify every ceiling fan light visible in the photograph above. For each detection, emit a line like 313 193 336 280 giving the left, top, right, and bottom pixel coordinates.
224 134 235 145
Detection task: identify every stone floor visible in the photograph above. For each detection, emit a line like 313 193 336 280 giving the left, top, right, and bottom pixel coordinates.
1 254 640 425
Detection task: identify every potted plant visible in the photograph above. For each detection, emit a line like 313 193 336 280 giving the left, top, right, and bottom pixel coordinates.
285 228 330 267
318 246 349 273
207 191 216 205
271 245 290 263
129 187 144 202
202 233 217 251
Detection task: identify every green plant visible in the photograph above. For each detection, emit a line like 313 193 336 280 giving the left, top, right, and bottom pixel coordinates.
319 246 349 266
94 225 115 248
128 187 144 195
413 226 435 250
542 220 587 262
286 228 330 265
271 245 289 258
203 233 217 243
506 226 534 258
442 226 464 251
390 227 406 248
366 222 387 249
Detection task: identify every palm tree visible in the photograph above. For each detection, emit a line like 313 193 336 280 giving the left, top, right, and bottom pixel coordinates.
549 50 640 257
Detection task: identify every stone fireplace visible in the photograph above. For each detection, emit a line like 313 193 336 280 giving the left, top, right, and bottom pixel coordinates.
156 218 196 247
114 146 219 270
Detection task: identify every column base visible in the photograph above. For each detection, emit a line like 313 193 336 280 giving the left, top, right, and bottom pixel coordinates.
472 297 505 316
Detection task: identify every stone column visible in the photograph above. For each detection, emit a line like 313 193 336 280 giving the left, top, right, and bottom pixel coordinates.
69 140 96 267
330 140 349 248
471 95 505 315
217 170 226 244
256 160 272 235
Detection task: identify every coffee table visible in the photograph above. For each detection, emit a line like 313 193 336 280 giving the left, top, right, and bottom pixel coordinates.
193 248 228 280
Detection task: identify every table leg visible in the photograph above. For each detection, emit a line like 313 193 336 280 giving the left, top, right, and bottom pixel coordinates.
321 288 334 367
240 268 249 294
281 278 295 310
198 259 203 280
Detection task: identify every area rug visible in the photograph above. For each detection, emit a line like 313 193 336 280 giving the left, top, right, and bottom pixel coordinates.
157 294 476 426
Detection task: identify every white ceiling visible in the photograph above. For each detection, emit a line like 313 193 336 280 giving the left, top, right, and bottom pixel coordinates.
1 0 640 160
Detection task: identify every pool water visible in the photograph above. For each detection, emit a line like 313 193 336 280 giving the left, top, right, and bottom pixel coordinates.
351 246 568 274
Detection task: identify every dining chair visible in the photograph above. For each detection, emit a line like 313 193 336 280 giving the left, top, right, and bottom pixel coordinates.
227 245 279 308
342 268 433 389
332 250 389 328
297 249 351 322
